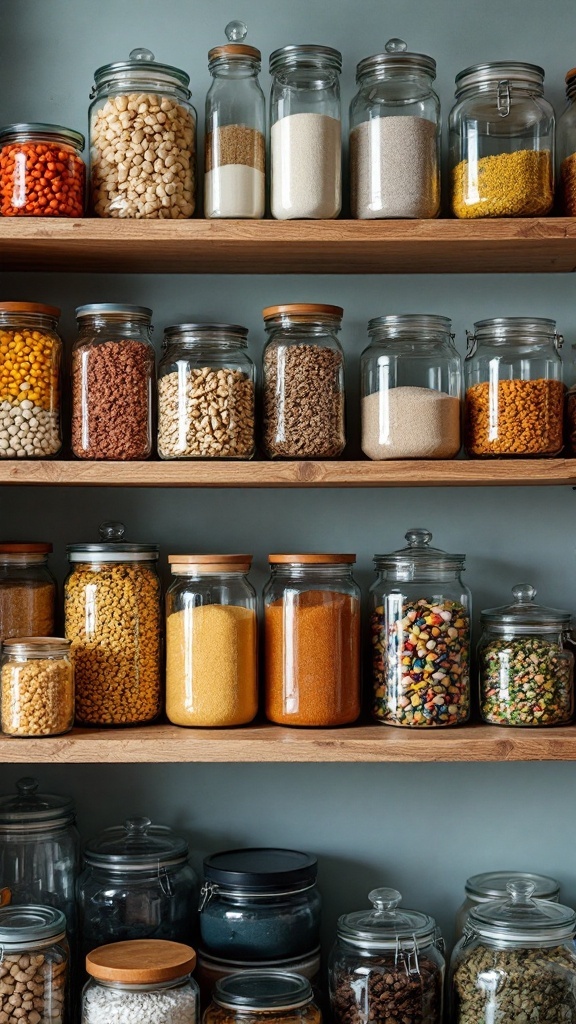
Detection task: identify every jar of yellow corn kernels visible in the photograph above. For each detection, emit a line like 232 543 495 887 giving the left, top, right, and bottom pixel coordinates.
0 301 62 458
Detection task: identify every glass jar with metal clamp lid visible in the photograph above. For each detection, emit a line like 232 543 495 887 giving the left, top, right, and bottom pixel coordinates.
329 888 444 1024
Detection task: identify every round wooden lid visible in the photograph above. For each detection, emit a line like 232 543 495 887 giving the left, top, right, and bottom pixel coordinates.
262 303 344 319
168 554 252 573
209 44 261 61
268 553 356 564
0 302 60 318
0 543 52 553
86 939 196 984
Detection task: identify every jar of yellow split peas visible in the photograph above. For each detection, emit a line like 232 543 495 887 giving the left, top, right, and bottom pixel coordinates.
0 302 62 458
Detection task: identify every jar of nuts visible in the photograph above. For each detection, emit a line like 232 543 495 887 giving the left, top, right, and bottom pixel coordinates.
89 47 196 219
1 637 74 738
158 324 256 459
0 905 69 1024
64 521 161 726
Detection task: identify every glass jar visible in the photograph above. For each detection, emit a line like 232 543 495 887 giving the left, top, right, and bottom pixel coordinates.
89 47 196 219
450 881 576 1024
557 69 576 214
204 972 321 1024
455 871 561 941
77 817 198 960
0 777 79 936
196 948 321 1012
270 45 341 220
166 554 258 727
64 521 161 726
360 314 461 460
329 888 444 1024
478 584 574 726
0 122 85 217
205 30 265 219
200 848 320 960
158 324 256 459
464 317 564 457
262 304 345 459
449 62 555 218
264 554 360 726
0 906 68 1024
350 39 440 219
71 304 155 460
0 301 62 458
82 939 199 1024
1 637 73 737
370 528 471 727
0 543 55 641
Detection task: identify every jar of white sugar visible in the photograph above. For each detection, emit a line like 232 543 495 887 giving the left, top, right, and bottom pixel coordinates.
350 39 440 219
82 939 199 1024
270 45 342 219
360 314 462 460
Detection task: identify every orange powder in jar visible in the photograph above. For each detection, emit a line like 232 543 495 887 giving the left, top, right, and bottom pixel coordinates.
265 589 361 726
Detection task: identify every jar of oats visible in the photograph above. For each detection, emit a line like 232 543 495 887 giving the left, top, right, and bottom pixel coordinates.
0 905 69 1024
89 47 196 219
1 637 74 737
64 521 161 726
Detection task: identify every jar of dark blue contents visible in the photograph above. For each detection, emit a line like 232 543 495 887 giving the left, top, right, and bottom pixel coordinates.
200 849 320 960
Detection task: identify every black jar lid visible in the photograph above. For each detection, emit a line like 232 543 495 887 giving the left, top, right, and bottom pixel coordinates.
203 848 317 890
84 817 189 871
214 971 313 1011
0 777 75 832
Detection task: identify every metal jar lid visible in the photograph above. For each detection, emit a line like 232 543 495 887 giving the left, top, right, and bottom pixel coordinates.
368 314 452 339
337 888 438 951
203 848 317 891
0 906 66 949
0 777 75 832
374 528 466 575
269 45 342 75
356 38 436 82
465 871 560 902
213 972 314 1011
454 61 545 96
67 521 159 563
468 880 576 945
2 637 71 659
472 317 557 343
83 817 189 872
86 939 196 985
0 123 85 150
163 324 249 347
92 47 191 95
481 585 572 635
75 304 152 322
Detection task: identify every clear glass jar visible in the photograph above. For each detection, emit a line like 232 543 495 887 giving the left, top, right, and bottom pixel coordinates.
205 31 265 219
1 637 73 737
200 849 320 960
464 317 565 457
0 905 68 1024
557 68 576 214
0 777 80 937
329 888 444 1024
0 301 62 458
270 45 341 219
89 47 196 219
262 304 345 459
82 938 199 1024
64 521 161 726
478 584 574 726
0 543 56 642
350 39 440 219
77 817 198 960
450 881 576 1024
166 554 258 727
196 948 321 1012
455 871 561 942
264 554 360 726
370 529 471 727
72 304 155 460
449 62 555 218
204 972 320 1024
158 324 256 459
0 122 85 217
360 314 462 460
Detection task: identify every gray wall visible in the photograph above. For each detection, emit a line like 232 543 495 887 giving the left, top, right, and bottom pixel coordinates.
1 0 576 959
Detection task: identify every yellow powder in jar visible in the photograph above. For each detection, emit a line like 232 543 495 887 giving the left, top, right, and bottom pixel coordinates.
166 604 257 727
451 149 553 218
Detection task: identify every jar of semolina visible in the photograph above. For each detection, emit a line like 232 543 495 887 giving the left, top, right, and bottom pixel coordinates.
449 62 555 218
64 520 161 726
0 301 63 458
464 317 565 457
1 637 74 737
0 542 56 642
165 554 258 727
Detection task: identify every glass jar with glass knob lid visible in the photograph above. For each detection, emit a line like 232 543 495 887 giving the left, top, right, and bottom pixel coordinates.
350 39 440 219
455 871 561 941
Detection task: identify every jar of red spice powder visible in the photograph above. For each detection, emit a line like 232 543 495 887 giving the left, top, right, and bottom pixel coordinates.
0 123 85 217
264 554 361 727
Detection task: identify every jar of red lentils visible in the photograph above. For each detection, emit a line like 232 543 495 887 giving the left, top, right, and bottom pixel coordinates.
0 123 85 217
0 302 63 458
264 554 361 727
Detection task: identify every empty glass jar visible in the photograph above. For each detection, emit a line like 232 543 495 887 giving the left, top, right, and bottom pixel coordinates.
204 972 320 1024
0 542 55 642
0 906 68 1024
455 871 561 941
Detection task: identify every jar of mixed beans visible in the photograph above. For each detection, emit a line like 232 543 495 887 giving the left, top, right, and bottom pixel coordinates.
464 317 564 457
262 305 346 459
64 521 161 726
0 301 62 458
0 122 85 217
455 871 561 941
204 972 321 1024
264 554 360 726
0 543 55 642
329 888 444 1024
370 529 471 727
0 905 69 1024
449 62 555 218
1 637 74 738
72 304 155 460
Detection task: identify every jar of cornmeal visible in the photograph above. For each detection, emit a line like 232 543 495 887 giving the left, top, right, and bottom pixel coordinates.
204 972 321 1024
165 554 258 727
0 542 55 642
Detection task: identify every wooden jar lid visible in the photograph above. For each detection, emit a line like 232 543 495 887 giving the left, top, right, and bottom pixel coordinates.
0 302 60 318
262 303 343 319
268 553 356 564
86 939 196 984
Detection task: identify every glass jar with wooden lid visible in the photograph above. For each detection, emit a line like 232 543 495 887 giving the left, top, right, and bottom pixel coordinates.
0 542 56 642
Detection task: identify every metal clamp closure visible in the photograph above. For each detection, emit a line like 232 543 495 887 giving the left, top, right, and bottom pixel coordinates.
555 332 564 352
465 330 477 358
199 879 316 911
497 79 511 117
159 867 175 898
395 936 420 976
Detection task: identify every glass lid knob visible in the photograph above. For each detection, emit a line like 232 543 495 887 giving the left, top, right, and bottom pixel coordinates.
405 528 432 548
512 584 536 604
16 777 38 796
385 38 408 53
99 521 126 542
507 879 536 903
129 47 155 62
225 20 248 41
369 887 402 912
124 816 152 835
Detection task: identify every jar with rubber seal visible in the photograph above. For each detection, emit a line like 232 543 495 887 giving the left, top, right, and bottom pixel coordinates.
454 870 561 941
204 972 321 1024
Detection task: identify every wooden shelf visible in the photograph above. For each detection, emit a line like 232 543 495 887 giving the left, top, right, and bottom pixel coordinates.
0 722 574 763
2 218 576 274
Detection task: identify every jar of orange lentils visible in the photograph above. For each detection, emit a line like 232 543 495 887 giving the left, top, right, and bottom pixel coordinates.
0 123 85 217
0 302 63 458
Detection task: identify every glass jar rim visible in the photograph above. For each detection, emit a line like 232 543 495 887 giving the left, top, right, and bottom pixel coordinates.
2 637 70 658
163 323 249 347
213 970 314 1011
269 44 342 75
454 61 545 95
368 314 452 338
0 122 85 150
76 304 152 323
356 51 436 83
0 905 66 946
